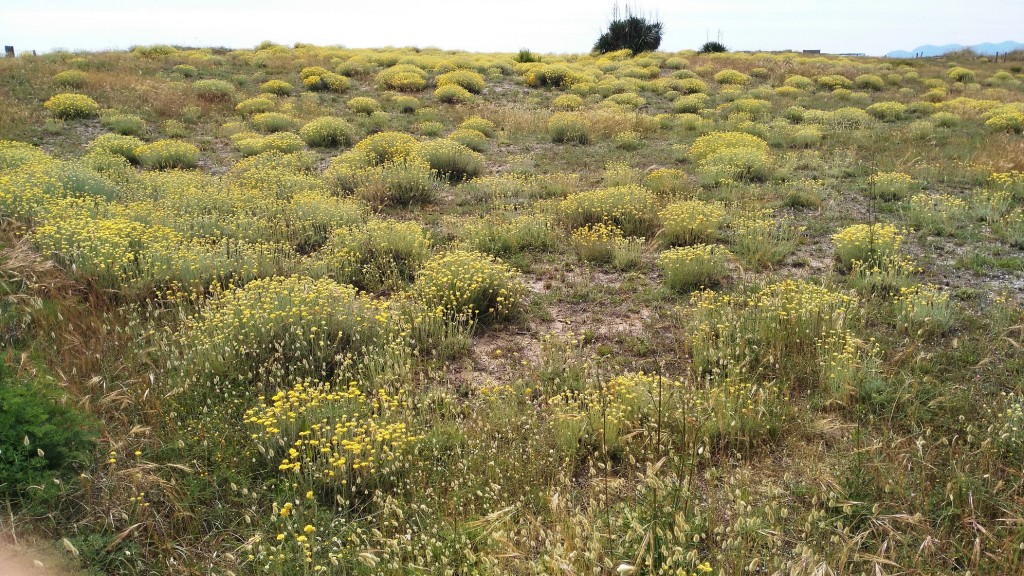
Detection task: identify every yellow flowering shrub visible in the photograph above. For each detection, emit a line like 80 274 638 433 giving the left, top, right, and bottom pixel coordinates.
413 138 484 182
895 284 954 336
658 200 725 246
87 134 144 164
714 69 750 85
690 280 870 402
456 213 555 256
434 83 474 104
260 79 295 95
867 171 918 200
412 250 525 323
729 211 804 268
458 116 496 138
192 79 235 101
302 219 432 291
448 128 488 152
907 192 969 235
180 275 399 390
688 131 769 162
44 93 100 119
303 71 351 92
245 378 421 497
299 116 354 148
552 94 584 111
548 112 592 144
235 97 275 117
346 96 381 115
235 132 305 156
558 185 659 237
866 101 908 122
436 69 486 94
658 244 731 291
52 69 88 88
985 110 1024 133
570 222 623 264
375 64 428 92
832 223 903 271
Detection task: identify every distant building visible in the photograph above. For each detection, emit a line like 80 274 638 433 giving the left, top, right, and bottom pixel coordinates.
803 49 821 54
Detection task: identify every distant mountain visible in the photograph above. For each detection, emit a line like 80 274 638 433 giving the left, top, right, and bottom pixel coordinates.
886 40 1024 58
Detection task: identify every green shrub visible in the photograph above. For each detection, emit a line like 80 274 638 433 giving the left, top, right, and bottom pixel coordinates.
235 132 306 156
658 244 731 291
0 360 95 512
393 95 421 113
715 69 750 85
832 223 903 271
448 128 488 152
303 219 432 290
434 84 474 104
414 139 485 182
299 116 355 147
250 112 298 133
436 70 487 94
52 69 87 88
135 139 200 169
347 96 381 115
866 101 908 122
260 79 295 95
413 250 525 323
172 64 198 77
44 93 100 119
854 74 885 90
548 112 591 144
417 120 445 136
553 94 584 111
87 133 144 164
192 79 236 101
100 112 146 136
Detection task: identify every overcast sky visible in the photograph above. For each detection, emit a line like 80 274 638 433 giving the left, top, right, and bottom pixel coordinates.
3 0 1022 56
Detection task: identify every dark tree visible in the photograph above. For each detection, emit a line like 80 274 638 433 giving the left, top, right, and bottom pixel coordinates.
698 41 728 54
593 3 663 55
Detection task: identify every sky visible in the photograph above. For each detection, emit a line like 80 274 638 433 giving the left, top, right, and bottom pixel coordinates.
3 0 1022 57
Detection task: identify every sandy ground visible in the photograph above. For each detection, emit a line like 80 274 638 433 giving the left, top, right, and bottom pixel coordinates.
0 540 79 576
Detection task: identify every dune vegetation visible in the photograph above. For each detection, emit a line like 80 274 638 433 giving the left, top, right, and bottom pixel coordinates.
1 41 1023 575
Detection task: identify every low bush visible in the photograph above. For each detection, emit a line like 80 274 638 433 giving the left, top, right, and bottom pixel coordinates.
44 93 100 119
135 139 200 169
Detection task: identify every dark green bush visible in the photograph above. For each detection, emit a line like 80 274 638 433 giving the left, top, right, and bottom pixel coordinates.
593 4 663 54
0 359 95 511
698 41 728 54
